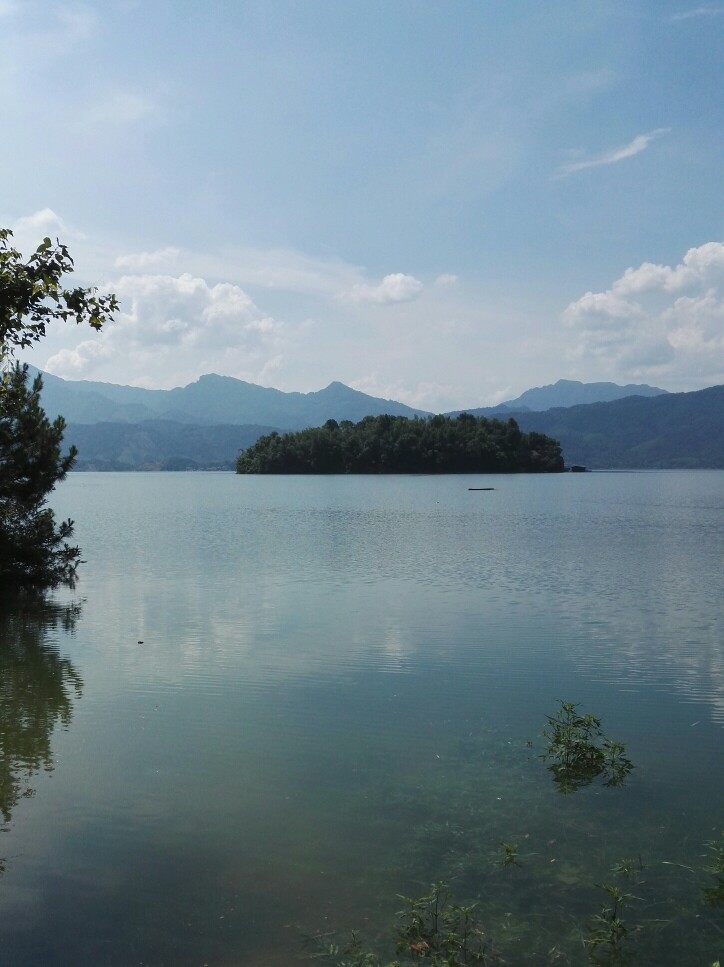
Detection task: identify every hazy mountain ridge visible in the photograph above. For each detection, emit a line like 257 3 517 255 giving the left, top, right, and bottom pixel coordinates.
60 385 724 471
27 367 722 470
506 385 724 469
34 368 670 427
66 421 277 471
32 368 427 427
450 379 668 416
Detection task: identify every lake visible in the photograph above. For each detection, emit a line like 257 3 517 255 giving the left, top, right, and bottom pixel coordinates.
1 471 722 965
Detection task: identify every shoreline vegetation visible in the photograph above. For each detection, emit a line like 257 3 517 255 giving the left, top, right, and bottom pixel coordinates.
236 413 564 474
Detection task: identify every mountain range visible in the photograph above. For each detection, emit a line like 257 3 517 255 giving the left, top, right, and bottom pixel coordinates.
452 379 668 415
32 368 668 427
31 369 427 427
24 366 723 470
507 385 723 469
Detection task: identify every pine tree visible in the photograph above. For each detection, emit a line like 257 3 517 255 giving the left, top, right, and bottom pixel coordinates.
0 364 81 587
0 229 117 589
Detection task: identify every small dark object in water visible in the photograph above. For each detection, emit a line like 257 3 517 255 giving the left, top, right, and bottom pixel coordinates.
569 465 587 473
468 487 495 491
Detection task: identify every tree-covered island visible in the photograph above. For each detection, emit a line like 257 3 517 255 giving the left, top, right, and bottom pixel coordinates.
236 413 564 474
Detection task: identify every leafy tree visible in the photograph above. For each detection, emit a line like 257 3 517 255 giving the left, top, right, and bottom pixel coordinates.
0 229 118 589
236 413 564 474
0 229 117 364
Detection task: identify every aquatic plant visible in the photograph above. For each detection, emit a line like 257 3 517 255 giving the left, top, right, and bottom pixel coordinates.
702 832 724 910
311 882 501 966
542 701 633 793
610 856 644 880
314 709 719 965
584 883 634 965
497 841 520 867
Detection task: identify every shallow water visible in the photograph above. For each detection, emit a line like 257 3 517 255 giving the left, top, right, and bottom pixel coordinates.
1 471 722 964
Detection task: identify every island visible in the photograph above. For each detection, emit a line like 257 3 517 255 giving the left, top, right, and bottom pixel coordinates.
236 413 564 474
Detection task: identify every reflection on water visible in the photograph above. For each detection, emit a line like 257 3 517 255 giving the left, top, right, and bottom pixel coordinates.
0 594 82 855
0 472 720 965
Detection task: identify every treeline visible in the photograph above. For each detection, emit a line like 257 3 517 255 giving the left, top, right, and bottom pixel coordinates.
236 413 564 474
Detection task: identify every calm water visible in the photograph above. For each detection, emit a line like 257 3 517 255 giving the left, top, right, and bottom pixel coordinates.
1 471 722 965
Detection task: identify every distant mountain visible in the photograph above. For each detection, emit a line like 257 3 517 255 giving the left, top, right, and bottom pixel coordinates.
29 369 164 423
29 368 722 469
507 378 668 410
451 379 668 416
62 385 723 471
507 385 724 469
34 368 671 428
65 421 276 471
30 369 427 428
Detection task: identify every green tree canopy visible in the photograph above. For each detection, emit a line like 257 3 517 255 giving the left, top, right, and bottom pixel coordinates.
0 229 118 365
0 229 117 588
237 413 564 474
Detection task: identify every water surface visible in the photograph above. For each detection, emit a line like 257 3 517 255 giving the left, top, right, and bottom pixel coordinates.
1 471 722 964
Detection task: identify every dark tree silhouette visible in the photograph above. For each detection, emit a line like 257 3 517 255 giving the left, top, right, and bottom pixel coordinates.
237 413 564 475
0 229 117 588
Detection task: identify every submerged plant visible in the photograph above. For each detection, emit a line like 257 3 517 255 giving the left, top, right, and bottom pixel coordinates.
600 740 634 788
611 856 645 880
310 882 501 966
394 883 497 964
702 832 724 910
584 884 635 965
542 701 633 793
497 841 519 868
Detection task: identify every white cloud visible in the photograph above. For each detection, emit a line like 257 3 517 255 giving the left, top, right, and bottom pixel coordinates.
349 374 454 411
81 90 157 127
55 4 97 42
12 213 471 397
562 242 724 387
115 247 181 271
2 1 96 48
10 208 86 255
13 207 68 237
114 245 428 309
557 129 670 176
45 272 284 387
203 246 363 296
347 273 423 305
669 5 724 21
434 273 459 287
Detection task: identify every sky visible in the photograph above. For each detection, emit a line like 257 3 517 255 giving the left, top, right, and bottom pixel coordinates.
2 0 723 410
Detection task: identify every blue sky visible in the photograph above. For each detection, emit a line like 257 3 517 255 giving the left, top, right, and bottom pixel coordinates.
2 0 722 408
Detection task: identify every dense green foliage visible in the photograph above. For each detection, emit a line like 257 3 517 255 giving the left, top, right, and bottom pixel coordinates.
0 365 81 586
0 229 117 364
1 229 116 588
236 413 564 474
